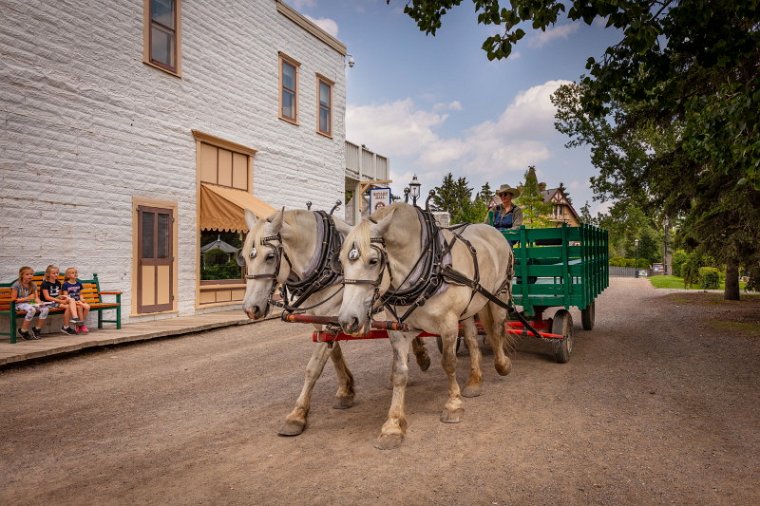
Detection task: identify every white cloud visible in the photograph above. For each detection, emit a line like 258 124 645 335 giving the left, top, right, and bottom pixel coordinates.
305 15 339 38
433 101 463 112
347 80 571 192
347 99 448 157
527 24 580 48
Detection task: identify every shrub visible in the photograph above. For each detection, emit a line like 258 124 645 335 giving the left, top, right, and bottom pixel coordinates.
698 267 720 289
671 249 688 277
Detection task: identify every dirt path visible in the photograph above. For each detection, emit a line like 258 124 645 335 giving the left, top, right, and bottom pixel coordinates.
1 278 759 505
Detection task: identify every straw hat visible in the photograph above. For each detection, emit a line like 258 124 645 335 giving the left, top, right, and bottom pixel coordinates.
496 184 520 198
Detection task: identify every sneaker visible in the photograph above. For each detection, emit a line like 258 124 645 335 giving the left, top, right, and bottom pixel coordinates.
18 329 32 340
70 316 80 324
32 327 43 339
78 325 89 334
61 326 77 336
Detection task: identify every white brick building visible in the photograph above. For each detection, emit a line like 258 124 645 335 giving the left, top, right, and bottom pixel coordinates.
0 0 350 323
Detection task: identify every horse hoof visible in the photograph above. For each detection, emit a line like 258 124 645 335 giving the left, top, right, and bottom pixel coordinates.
277 419 306 436
333 395 354 410
440 408 464 424
462 384 482 398
374 433 404 450
416 355 431 372
495 359 512 376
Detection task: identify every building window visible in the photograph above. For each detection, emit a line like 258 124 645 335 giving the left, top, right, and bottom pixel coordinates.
279 53 299 123
144 0 181 75
317 75 333 137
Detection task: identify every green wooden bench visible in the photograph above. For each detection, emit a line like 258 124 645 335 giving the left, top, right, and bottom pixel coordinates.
0 272 121 343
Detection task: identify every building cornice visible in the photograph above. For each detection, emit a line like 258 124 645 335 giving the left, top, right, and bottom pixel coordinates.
276 1 347 56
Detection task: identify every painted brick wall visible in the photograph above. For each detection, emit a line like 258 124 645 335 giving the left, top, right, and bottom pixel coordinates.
0 0 347 320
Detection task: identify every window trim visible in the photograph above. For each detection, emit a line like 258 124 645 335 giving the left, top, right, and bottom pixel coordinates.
143 0 182 77
278 52 300 125
316 73 334 138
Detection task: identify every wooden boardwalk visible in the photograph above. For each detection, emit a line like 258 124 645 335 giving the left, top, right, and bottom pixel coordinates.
0 310 255 367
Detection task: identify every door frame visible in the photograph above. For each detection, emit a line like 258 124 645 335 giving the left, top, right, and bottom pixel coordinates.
131 196 179 316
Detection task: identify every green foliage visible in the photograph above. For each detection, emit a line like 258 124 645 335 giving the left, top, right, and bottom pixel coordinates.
395 0 760 300
671 249 689 277
580 201 593 224
682 251 715 288
432 172 488 224
516 166 553 228
698 267 721 290
201 262 241 281
609 257 649 269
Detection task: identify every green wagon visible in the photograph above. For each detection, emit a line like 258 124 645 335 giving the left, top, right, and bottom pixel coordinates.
501 223 609 362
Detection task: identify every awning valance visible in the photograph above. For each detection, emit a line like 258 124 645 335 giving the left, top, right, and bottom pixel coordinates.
200 183 276 233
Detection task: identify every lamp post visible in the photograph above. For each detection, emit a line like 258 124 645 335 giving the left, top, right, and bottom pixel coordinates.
409 175 421 206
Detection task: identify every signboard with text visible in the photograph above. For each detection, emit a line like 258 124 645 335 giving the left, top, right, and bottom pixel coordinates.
369 187 391 212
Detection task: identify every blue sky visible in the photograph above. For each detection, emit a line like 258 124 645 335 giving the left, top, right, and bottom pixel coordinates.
294 0 620 214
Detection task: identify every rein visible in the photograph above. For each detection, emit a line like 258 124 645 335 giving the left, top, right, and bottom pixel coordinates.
346 207 521 328
247 211 343 314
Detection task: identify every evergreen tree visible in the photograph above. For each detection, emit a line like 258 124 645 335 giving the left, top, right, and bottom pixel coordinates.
580 201 593 224
517 166 553 227
479 182 494 206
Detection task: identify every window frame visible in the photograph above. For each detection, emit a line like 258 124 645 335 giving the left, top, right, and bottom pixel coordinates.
278 52 300 125
316 74 333 138
143 0 182 77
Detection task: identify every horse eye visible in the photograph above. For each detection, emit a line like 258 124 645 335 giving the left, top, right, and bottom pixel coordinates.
348 248 360 261
250 248 257 259
369 257 379 266
266 253 275 262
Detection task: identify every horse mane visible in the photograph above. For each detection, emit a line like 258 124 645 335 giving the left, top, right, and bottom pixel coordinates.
340 219 372 262
340 203 415 262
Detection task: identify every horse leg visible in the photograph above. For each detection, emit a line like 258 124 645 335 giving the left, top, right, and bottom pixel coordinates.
439 326 464 423
376 330 413 450
278 342 333 436
411 335 431 371
329 342 355 409
484 303 512 376
460 317 483 398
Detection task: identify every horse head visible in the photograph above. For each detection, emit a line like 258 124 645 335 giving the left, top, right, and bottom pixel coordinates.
241 207 290 320
337 207 397 335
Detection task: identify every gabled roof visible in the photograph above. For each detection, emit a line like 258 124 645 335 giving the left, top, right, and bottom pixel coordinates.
541 187 580 223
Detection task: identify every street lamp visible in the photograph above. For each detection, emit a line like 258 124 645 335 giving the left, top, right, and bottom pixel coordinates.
409 175 421 206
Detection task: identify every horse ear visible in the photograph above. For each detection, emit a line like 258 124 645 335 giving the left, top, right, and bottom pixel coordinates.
269 207 286 234
371 207 396 237
332 217 352 237
245 209 258 231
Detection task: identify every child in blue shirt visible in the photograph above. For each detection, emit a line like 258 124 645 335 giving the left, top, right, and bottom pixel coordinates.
62 267 91 334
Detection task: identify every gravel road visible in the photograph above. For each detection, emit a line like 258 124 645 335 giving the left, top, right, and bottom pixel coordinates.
1 277 759 505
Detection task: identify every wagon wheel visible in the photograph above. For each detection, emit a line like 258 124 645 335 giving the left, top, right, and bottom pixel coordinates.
581 301 595 330
552 310 573 364
436 336 462 355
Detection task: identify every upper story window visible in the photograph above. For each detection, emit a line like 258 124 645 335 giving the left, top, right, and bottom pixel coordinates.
317 75 333 137
279 53 299 124
144 0 181 75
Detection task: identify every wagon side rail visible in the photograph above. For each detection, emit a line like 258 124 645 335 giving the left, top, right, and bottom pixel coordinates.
502 223 609 317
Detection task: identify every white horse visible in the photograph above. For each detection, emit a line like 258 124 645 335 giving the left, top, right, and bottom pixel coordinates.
241 208 432 437
337 202 514 448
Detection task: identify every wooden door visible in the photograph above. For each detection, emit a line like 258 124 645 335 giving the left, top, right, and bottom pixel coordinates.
137 205 174 313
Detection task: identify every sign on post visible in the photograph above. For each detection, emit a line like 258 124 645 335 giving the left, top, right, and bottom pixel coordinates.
369 187 391 213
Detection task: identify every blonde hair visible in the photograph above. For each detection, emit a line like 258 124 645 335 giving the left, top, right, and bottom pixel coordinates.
18 266 33 280
64 267 78 281
45 264 60 280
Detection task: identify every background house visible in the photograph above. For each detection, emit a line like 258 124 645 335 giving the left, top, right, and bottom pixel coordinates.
540 184 581 227
0 0 375 325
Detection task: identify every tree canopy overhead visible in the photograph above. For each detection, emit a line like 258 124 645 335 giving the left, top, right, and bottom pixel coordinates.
397 0 760 299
